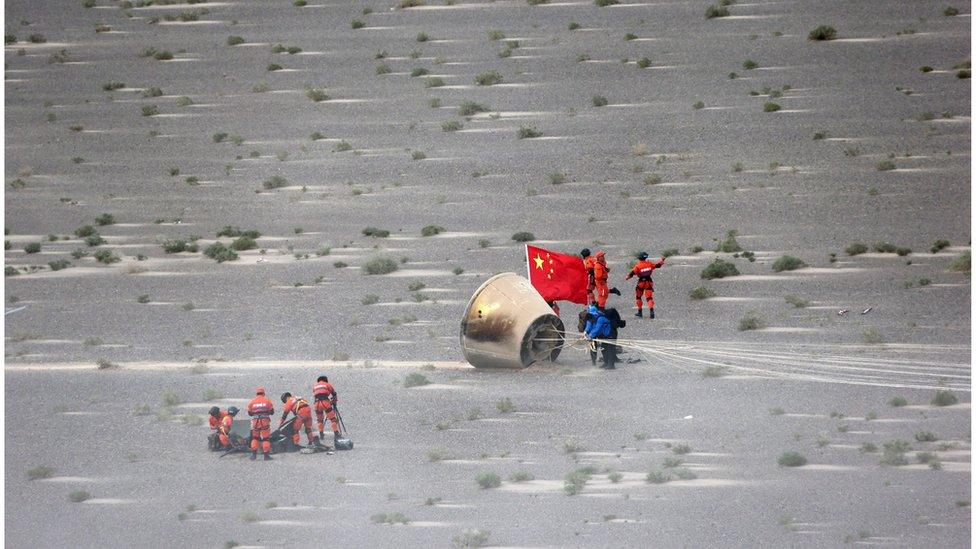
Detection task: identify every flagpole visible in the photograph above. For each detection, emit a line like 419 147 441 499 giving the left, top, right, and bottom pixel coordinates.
524 244 530 280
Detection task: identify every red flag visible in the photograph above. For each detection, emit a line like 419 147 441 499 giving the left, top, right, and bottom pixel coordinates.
525 245 589 305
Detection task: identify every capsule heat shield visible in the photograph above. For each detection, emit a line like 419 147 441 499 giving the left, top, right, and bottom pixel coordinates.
460 273 565 369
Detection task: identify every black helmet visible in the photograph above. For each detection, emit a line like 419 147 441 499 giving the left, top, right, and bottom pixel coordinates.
637 252 648 260
209 406 220 417
227 406 239 416
580 248 591 258
317 375 328 382
280 392 292 403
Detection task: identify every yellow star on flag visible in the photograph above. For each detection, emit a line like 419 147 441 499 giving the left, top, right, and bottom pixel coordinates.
533 254 545 270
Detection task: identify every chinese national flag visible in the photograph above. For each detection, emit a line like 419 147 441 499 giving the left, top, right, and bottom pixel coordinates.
525 245 589 304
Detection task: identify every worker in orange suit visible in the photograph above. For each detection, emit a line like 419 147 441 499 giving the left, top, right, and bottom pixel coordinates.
208 406 228 431
217 406 239 448
312 375 342 442
626 252 665 318
247 387 275 461
581 248 596 305
593 251 611 308
280 392 319 447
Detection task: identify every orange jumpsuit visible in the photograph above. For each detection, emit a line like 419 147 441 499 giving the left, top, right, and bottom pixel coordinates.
593 253 610 308
582 256 597 305
218 413 234 447
209 411 229 431
312 380 340 436
281 396 317 445
247 395 275 454
626 258 665 311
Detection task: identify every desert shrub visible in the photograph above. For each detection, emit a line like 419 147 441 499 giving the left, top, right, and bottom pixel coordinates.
69 490 91 503
399 0 424 7
85 234 105 247
93 250 120 264
949 251 970 272
715 230 742 252
784 295 809 308
307 88 329 102
227 35 244 46
452 529 490 548
643 173 662 185
880 440 910 466
693 100 705 110
777 452 807 467
509 470 533 482
763 102 781 113
203 243 238 262
702 365 726 378
944 6 960 15
931 390 958 406
263 176 288 190
362 227 390 238
873 242 896 253
371 512 410 524
457 101 488 116
230 236 257 251
362 258 398 275
875 160 896 171
742 59 758 70
94 213 116 226
23 242 41 254
511 232 535 242
738 311 763 331
141 105 160 117
424 77 444 88
26 466 55 480
888 395 907 407
914 431 938 442
517 126 541 139
636 57 651 68
474 71 503 86
48 259 71 271
267 63 283 71
475 471 501 489
565 468 593 494
930 239 950 253
496 397 515 413
895 247 911 256
845 243 868 256
645 469 671 484
808 25 836 41
689 286 716 300
772 255 806 272
442 120 463 132
592 95 608 107
421 225 445 237
705 5 729 18
412 151 426 160
594 0 618 6
700 259 739 279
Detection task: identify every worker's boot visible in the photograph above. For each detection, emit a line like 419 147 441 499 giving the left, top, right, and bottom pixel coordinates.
609 287 621 296
319 430 325 440
250 451 257 461
648 308 655 319
635 309 642 318
264 452 273 461
334 431 342 442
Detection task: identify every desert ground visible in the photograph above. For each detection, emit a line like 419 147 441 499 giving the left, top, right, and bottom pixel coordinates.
3 0 971 546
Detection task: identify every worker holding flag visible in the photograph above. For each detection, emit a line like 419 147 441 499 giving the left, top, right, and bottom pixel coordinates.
525 245 590 309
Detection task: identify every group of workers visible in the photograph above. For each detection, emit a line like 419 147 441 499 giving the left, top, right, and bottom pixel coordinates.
570 248 666 369
208 375 341 461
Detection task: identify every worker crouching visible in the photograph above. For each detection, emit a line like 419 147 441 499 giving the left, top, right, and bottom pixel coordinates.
280 392 319 448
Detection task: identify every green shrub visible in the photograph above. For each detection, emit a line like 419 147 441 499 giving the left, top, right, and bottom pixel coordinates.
772 255 806 272
203 243 238 263
880 440 910 466
85 234 105 247
263 176 288 190
888 395 907 407
845 243 868 256
700 259 739 279
949 251 970 272
69 490 91 503
808 25 836 41
763 102 781 113
475 471 501 489
424 77 444 88
742 59 758 70
416 32 429 42
705 5 729 18
230 236 257 251
421 225 445 237
26 466 55 480
474 71 503 86
496 397 515 413
362 227 390 238
689 286 715 300
738 311 763 331
930 239 950 253
944 6 960 15
452 529 490 548
307 88 329 102
94 213 116 226
777 452 807 467
23 242 41 254
636 57 651 68
93 250 120 264
784 295 809 308
509 470 533 482
875 160 896 171
442 120 463 132
227 35 244 46
565 468 592 494
594 0 618 6
371 512 410 524
511 232 535 242
362 257 398 275
517 126 541 139
645 469 671 484
693 100 705 110
457 101 489 116
915 431 938 442
48 259 71 271
591 95 608 107
931 390 957 406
